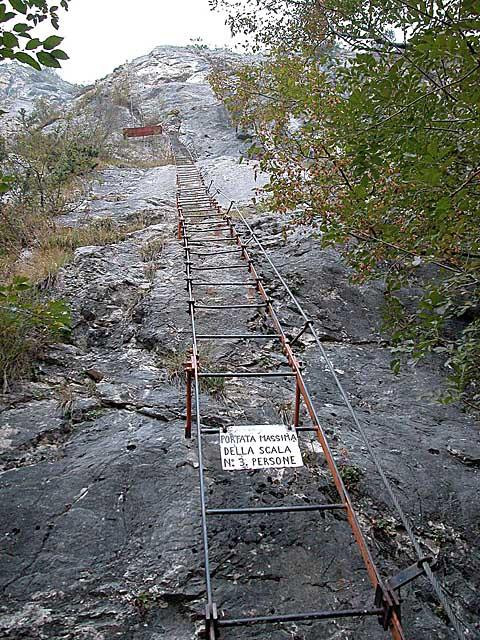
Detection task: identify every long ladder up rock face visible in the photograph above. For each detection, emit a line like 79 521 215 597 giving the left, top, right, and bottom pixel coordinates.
171 136 408 640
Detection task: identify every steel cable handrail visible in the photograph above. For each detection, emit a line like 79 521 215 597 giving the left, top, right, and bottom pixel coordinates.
201 180 469 640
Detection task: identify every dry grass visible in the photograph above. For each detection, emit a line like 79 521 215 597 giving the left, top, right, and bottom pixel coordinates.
229 203 258 220
163 348 190 385
140 237 165 262
14 216 148 286
140 235 166 281
161 346 225 395
143 262 157 281
18 245 72 286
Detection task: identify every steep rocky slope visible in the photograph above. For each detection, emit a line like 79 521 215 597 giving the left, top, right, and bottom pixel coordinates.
0 46 478 640
0 63 76 122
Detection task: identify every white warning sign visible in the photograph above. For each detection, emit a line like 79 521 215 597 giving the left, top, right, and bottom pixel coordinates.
220 425 304 471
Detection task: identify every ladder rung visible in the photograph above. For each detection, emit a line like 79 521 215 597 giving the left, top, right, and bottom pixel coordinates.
185 220 230 228
190 265 245 271
190 249 241 256
200 426 317 434
198 371 296 378
179 204 213 209
181 210 219 214
196 334 278 339
187 228 230 233
187 238 234 243
183 214 223 219
206 503 345 515
192 281 255 286
218 607 384 628
195 303 266 310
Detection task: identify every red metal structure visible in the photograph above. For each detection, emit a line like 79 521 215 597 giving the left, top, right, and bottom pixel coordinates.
123 124 163 139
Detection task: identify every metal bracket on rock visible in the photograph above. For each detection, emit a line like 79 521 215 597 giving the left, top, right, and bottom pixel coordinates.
375 556 437 630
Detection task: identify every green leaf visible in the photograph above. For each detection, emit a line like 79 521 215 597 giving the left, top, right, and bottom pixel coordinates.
390 359 401 375
8 0 27 13
14 50 41 70
2 30 18 48
0 174 14 193
51 48 68 60
37 50 61 68
0 10 16 22
43 35 63 50
435 196 450 215
0 47 15 58
13 22 31 32
25 37 41 49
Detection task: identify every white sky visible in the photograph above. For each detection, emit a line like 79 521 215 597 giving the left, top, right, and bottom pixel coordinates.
52 0 235 85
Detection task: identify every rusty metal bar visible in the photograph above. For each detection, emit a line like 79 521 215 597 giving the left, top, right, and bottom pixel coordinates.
196 334 278 340
123 124 163 138
198 371 296 378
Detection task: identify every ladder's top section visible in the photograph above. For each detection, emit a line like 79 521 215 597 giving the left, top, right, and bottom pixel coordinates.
123 124 163 139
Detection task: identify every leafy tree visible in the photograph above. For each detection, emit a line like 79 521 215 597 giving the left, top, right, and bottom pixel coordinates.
0 0 69 70
0 101 106 266
1 0 70 193
210 0 480 407
6 106 100 217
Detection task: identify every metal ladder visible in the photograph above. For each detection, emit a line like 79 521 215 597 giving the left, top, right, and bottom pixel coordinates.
171 136 419 640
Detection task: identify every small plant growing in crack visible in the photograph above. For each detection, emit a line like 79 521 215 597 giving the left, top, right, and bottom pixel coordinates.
303 446 320 468
274 399 293 426
371 515 397 541
160 346 226 396
143 262 157 281
339 463 364 491
140 237 165 262
162 348 190 385
197 344 227 397
200 373 225 396
133 591 155 616
56 383 75 420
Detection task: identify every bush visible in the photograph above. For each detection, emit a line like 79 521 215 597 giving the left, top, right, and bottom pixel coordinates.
4 107 101 219
0 277 70 389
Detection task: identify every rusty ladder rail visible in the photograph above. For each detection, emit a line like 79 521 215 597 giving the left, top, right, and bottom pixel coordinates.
171 135 422 640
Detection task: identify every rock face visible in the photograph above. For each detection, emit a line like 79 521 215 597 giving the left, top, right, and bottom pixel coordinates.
115 46 250 158
0 63 76 118
0 47 479 640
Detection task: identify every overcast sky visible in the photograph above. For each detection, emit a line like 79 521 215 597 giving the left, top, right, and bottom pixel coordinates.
54 0 235 85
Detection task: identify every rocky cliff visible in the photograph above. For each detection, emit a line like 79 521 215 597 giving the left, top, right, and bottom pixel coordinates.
0 63 76 116
0 46 478 640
